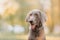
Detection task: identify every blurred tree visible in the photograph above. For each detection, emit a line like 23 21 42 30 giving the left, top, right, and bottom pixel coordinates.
6 14 15 26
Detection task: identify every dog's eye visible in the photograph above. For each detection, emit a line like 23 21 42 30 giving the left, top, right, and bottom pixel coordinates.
34 14 38 17
30 14 32 16
35 14 38 16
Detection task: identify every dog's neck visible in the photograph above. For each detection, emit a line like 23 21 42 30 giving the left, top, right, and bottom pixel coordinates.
30 21 42 34
29 23 44 40
30 25 43 37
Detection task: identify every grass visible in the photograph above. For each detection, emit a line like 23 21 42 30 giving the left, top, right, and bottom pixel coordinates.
0 33 60 40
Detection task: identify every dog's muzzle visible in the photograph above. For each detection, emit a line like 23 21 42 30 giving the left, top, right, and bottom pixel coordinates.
29 21 36 30
29 21 34 25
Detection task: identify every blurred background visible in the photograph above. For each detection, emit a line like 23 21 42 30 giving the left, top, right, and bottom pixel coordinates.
0 0 60 40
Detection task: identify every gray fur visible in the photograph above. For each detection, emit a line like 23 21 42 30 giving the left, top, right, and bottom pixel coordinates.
25 9 47 40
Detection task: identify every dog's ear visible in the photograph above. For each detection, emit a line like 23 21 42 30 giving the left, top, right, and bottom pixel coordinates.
39 11 47 23
25 10 33 22
25 12 30 22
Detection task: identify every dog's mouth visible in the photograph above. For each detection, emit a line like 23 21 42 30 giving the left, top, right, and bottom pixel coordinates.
29 21 36 30
31 24 36 30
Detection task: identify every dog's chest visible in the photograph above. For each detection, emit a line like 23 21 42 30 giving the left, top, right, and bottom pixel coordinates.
28 27 45 40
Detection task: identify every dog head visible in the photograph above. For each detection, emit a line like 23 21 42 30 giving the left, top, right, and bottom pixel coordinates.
25 9 47 30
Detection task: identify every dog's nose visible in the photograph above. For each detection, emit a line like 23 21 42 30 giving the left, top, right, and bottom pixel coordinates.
29 21 33 23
